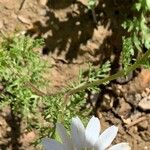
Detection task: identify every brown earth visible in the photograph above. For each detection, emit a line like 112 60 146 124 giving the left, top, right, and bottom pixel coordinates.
0 0 150 149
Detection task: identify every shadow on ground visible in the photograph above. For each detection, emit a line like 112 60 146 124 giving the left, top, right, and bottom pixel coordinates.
0 108 21 150
27 0 133 65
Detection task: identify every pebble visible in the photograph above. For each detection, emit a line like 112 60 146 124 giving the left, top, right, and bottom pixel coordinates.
144 146 149 150
118 98 132 117
17 15 31 25
135 93 142 102
145 87 150 94
130 111 142 121
38 9 47 16
138 120 149 130
141 91 147 98
6 127 11 132
38 0 48 6
138 96 150 110
101 93 113 110
90 92 99 106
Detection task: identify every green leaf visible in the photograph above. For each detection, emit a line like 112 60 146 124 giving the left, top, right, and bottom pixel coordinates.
135 3 141 11
87 0 97 9
133 33 142 51
146 0 150 10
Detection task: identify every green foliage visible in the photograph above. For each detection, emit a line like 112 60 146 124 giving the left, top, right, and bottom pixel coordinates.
34 90 88 145
40 74 89 139
39 1 150 142
36 61 111 141
0 35 45 118
38 1 150 143
121 37 134 71
122 0 150 70
87 61 111 81
82 61 111 91
0 35 96 146
87 0 97 10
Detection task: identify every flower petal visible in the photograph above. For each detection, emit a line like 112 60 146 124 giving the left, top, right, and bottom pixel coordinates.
56 123 74 150
85 116 101 147
42 138 64 150
94 125 118 150
108 143 131 150
71 116 85 149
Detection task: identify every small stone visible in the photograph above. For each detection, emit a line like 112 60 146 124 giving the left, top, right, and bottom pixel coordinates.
141 91 147 98
38 9 47 16
90 93 99 106
101 93 113 110
6 127 11 132
118 98 132 117
145 88 150 94
144 146 149 150
17 15 31 25
130 111 142 121
138 120 148 130
138 97 150 110
38 0 47 6
122 117 132 125
20 131 36 143
135 93 142 102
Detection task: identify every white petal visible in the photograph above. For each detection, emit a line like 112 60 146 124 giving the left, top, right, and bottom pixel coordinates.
108 143 131 150
85 116 101 147
71 116 85 149
94 126 118 150
56 123 74 150
42 138 64 150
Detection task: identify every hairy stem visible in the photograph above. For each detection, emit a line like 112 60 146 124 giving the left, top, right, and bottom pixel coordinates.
66 49 150 97
25 49 150 100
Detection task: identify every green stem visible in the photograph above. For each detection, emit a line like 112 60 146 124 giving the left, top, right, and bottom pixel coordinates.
22 49 150 99
92 9 97 24
66 49 150 96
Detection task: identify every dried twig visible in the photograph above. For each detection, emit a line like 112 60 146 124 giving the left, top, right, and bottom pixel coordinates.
19 0 26 10
126 116 147 128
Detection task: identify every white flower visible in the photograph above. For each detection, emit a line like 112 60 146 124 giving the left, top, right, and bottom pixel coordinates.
42 123 74 150
42 116 131 150
71 116 130 150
